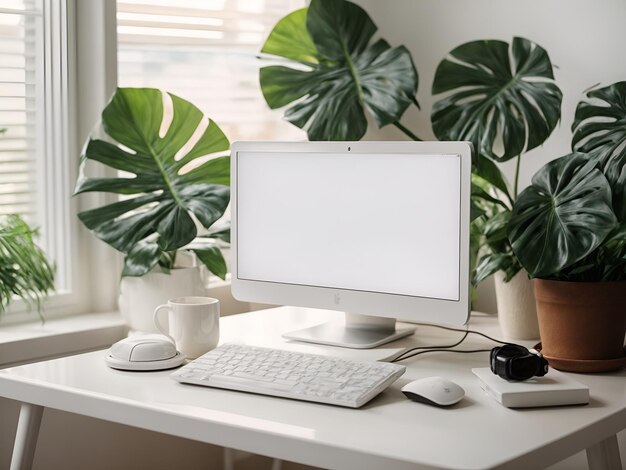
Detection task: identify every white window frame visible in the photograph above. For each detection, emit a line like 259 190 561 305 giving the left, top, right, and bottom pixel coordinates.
1 0 121 325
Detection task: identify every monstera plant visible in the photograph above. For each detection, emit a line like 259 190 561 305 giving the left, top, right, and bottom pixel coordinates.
259 0 420 141
509 82 626 282
506 82 626 370
74 88 230 279
432 37 563 287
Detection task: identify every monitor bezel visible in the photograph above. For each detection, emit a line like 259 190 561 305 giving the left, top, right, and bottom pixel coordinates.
230 140 472 326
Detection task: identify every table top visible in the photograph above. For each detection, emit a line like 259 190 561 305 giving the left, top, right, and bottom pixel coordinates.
1 307 624 470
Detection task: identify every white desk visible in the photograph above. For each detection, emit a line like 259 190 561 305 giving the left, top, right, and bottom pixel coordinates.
1 307 625 470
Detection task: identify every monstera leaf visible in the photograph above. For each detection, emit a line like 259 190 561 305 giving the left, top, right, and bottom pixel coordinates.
572 81 626 155
75 88 230 277
432 37 562 163
508 153 617 278
259 0 418 141
572 81 626 221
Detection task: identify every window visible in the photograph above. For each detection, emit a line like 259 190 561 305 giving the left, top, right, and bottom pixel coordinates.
0 0 82 318
0 1 42 223
0 0 310 321
116 0 306 142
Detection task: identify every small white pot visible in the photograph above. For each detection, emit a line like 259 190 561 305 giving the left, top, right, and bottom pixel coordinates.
494 269 539 340
118 267 206 333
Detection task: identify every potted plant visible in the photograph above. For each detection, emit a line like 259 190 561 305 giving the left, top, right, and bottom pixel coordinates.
508 82 626 372
74 88 230 332
0 214 55 322
431 37 563 339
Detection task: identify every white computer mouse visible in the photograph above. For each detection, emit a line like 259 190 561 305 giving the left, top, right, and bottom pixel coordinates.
111 335 177 362
105 335 185 371
401 376 465 407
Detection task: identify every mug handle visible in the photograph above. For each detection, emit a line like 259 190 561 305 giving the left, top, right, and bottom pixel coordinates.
153 304 175 344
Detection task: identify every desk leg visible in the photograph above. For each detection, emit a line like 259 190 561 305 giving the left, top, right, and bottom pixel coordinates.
222 448 282 470
586 435 622 470
10 403 44 470
223 448 234 470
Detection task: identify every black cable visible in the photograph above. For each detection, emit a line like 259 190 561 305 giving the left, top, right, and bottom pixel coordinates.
391 323 510 363
392 348 492 362
392 331 470 362
413 323 510 345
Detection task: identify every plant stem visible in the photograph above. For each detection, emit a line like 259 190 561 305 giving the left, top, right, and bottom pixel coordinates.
513 153 521 200
393 122 422 141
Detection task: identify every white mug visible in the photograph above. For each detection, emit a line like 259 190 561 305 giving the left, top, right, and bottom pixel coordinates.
153 296 220 359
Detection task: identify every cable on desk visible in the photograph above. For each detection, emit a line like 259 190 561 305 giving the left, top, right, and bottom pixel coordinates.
413 323 510 345
392 331 469 362
391 324 510 363
392 348 493 362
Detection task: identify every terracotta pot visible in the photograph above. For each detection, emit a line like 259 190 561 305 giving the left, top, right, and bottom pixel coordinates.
534 279 626 372
494 270 539 340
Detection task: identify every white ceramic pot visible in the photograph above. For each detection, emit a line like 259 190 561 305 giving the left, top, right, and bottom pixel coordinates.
494 269 539 340
118 267 206 333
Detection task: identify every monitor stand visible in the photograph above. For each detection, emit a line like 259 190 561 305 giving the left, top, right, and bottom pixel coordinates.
282 312 416 349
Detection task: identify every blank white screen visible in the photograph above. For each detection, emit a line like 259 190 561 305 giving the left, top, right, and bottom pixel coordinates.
237 152 461 301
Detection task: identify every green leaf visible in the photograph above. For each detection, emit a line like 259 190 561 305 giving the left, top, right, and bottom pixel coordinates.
483 211 510 244
566 263 597 276
260 0 418 141
572 81 626 157
572 82 626 222
193 244 227 280
122 239 161 277
604 223 626 245
260 9 319 64
470 200 485 222
0 215 55 319
122 236 231 279
474 155 513 204
75 88 230 255
471 181 509 210
206 227 230 244
605 149 626 221
432 37 562 162
474 252 519 285
508 152 617 278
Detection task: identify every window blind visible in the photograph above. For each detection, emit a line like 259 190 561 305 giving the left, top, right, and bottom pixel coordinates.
0 0 42 222
0 0 78 307
117 0 307 142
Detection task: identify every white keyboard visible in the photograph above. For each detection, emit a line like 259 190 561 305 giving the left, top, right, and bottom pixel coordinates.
171 343 406 408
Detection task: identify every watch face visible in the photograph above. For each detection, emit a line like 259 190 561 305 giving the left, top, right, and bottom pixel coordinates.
512 357 538 381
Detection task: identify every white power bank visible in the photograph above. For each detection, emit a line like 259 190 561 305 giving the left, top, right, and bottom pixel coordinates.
472 367 590 408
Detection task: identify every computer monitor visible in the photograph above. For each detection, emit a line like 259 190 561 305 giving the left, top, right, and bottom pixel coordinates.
231 141 471 349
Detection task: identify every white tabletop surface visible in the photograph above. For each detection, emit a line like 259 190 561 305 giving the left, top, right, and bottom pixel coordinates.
1 307 625 470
